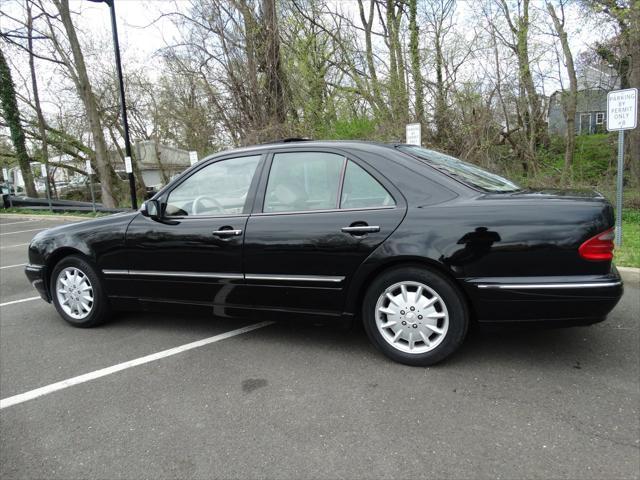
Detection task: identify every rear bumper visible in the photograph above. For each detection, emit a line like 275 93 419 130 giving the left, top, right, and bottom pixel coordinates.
24 264 50 302
463 269 623 325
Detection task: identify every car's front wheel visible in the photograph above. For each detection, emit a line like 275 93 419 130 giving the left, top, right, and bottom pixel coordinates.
363 266 468 366
51 255 110 327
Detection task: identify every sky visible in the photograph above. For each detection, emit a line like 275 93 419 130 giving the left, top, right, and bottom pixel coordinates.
1 0 618 120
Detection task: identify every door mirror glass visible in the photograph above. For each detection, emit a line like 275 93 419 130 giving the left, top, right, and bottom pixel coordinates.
142 199 160 219
340 161 395 209
165 155 261 217
263 152 344 213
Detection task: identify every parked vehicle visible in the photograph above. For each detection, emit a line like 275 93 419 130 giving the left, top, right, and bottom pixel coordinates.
25 140 623 365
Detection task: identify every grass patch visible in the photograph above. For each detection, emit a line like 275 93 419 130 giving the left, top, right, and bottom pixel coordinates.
616 209 640 268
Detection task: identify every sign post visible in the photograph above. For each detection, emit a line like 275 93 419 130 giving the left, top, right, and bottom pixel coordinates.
2 168 12 208
86 159 96 213
40 162 53 212
607 88 637 246
405 123 421 146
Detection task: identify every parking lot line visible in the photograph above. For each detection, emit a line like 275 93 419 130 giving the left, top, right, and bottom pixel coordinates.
0 321 274 410
0 219 37 227
0 263 27 270
0 228 44 236
0 243 29 250
0 297 41 307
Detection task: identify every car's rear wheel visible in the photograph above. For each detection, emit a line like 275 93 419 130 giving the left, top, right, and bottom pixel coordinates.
363 266 468 366
51 255 109 327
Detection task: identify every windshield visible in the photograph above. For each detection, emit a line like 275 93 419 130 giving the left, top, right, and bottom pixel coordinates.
397 145 521 193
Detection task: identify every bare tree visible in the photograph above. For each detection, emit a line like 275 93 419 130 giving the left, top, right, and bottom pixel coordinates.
45 0 117 207
547 0 577 172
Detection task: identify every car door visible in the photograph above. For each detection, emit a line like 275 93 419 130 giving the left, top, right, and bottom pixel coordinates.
243 149 406 317
117 154 264 310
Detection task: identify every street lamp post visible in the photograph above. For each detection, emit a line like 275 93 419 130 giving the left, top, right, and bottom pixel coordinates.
87 0 137 209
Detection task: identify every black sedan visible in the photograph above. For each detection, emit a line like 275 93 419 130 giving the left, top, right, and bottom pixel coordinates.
25 140 623 365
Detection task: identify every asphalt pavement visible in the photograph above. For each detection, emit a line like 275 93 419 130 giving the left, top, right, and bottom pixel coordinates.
1 214 638 479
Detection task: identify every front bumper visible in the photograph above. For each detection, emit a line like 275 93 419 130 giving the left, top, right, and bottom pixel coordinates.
463 269 623 325
24 264 50 302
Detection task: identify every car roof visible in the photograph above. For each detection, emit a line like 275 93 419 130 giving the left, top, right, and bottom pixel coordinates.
206 139 401 157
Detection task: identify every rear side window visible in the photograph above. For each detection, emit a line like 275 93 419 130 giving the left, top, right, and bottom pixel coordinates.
340 161 395 209
264 152 344 212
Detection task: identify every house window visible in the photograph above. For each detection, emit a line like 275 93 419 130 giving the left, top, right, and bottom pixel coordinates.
595 112 605 125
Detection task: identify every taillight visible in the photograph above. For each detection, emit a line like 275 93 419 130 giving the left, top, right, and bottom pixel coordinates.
579 228 615 261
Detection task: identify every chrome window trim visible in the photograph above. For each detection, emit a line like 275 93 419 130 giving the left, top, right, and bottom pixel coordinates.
477 281 622 289
253 205 397 217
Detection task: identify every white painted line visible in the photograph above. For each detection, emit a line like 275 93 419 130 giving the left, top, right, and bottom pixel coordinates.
0 296 41 307
0 263 27 270
0 219 37 227
0 243 29 250
0 228 44 236
0 321 274 410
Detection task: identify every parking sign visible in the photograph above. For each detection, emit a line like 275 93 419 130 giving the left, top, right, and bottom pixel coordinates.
607 88 637 131
406 123 421 146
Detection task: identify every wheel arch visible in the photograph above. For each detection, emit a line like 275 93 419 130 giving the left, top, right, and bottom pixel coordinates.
44 247 94 300
347 256 475 323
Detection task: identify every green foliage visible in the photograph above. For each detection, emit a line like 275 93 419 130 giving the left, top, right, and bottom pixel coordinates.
324 118 377 140
616 209 640 268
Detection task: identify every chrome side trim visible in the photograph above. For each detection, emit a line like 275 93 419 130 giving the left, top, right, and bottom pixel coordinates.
102 269 243 280
477 281 622 289
129 270 243 279
101 270 343 283
102 269 128 275
245 274 345 283
25 264 44 272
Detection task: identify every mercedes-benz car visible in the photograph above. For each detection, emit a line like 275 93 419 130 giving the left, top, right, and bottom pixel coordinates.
25 140 623 365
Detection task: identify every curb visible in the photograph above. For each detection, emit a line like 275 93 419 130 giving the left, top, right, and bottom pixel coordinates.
617 266 640 282
0 213 97 221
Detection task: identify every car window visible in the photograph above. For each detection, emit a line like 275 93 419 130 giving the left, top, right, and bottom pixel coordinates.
263 152 344 213
397 145 520 193
165 155 261 216
340 161 395 209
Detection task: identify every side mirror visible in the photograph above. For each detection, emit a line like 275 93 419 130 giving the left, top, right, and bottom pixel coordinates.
141 199 160 220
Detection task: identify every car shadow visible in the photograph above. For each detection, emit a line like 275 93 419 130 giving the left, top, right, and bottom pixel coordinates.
105 311 615 369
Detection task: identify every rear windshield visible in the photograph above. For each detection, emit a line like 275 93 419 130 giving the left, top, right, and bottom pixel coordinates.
397 145 521 193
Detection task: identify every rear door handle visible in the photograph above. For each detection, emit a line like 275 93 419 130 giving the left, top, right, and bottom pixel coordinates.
341 225 380 234
212 229 243 237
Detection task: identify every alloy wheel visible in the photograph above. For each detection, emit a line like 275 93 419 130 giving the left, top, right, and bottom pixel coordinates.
56 267 94 320
374 281 449 354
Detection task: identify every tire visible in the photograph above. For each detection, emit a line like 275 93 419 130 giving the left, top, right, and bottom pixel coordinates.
362 266 468 366
50 255 110 328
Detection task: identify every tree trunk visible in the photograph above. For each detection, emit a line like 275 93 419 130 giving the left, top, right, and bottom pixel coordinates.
0 49 38 197
27 1 54 199
408 0 424 124
626 2 639 188
358 0 387 118
54 0 117 208
262 0 286 127
547 1 577 172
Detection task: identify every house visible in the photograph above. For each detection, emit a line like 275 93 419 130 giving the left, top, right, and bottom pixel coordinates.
547 64 620 136
115 140 192 189
8 141 193 193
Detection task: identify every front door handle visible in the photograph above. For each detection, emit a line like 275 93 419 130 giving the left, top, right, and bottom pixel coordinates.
212 229 243 237
341 225 380 234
